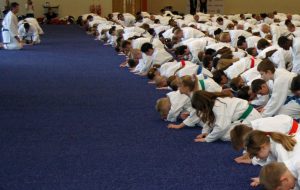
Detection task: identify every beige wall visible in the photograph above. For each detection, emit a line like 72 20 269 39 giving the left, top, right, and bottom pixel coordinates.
147 0 300 14
224 0 300 14
1 0 112 18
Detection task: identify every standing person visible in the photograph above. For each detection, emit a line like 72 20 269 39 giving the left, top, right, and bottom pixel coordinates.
199 0 207 14
189 0 197 15
2 0 10 16
1 2 23 50
25 0 34 18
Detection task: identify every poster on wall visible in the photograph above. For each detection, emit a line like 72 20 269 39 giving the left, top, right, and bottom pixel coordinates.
207 0 224 14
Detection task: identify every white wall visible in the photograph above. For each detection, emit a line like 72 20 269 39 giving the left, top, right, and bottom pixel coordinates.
1 0 112 18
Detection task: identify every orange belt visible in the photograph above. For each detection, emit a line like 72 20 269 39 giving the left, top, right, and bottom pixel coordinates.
289 120 299 135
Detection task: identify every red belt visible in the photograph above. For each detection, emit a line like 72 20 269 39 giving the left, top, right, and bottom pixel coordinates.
289 120 299 135
250 57 255 68
181 60 186 67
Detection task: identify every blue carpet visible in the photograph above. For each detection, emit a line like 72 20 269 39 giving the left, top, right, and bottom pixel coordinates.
0 25 261 190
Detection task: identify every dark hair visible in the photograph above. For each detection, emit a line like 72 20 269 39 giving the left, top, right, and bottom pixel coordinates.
291 75 300 92
128 59 137 68
205 48 216 56
24 22 30 29
87 15 93 20
251 79 266 93
237 36 246 47
278 36 290 48
175 45 187 56
10 2 19 9
148 28 155 36
237 86 250 100
191 91 231 127
246 48 256 56
167 76 178 91
147 67 158 80
257 59 276 73
141 43 153 53
203 55 213 68
216 17 224 22
212 70 226 85
214 28 223 36
257 38 271 50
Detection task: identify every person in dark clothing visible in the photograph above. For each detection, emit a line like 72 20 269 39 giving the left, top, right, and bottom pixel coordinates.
199 0 208 14
190 0 197 15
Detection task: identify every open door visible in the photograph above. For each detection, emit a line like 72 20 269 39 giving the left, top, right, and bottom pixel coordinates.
113 0 147 14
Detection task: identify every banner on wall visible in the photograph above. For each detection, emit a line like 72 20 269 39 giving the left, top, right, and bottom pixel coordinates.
207 0 224 14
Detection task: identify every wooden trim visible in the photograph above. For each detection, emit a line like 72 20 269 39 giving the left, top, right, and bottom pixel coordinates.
141 0 147 11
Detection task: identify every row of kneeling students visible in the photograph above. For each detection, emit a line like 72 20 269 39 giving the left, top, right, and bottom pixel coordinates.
81 10 300 189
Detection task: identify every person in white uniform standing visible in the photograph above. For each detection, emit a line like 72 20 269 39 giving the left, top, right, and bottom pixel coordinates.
1 2 23 50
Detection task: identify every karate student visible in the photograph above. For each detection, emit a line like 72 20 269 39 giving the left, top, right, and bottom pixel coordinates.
191 91 261 142
155 90 191 122
230 114 299 157
257 59 297 117
1 2 23 50
18 22 40 45
241 129 300 186
167 75 223 130
139 42 173 75
259 160 300 190
278 36 300 74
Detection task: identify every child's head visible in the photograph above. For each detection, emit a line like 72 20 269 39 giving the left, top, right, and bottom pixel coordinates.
219 32 231 43
167 76 180 91
237 86 252 100
230 76 245 91
131 49 142 60
147 67 160 80
174 28 184 39
175 45 190 60
128 59 138 68
251 78 269 95
154 76 168 88
257 38 271 51
257 59 275 81
179 76 197 95
278 36 293 51
237 36 248 50
244 130 296 159
246 47 258 57
212 70 228 86
291 75 300 97
155 97 171 120
260 162 296 190
230 124 253 150
141 42 154 56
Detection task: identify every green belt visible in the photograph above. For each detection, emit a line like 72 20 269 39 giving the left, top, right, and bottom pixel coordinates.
199 80 205 91
238 105 253 121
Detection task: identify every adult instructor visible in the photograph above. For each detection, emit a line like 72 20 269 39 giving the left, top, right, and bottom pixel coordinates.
2 2 23 50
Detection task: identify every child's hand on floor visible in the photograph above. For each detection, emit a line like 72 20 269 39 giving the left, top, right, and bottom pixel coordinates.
250 177 260 187
167 123 185 129
194 133 208 142
234 154 252 164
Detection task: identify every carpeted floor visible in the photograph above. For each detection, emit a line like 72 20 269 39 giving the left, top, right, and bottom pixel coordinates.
0 25 261 190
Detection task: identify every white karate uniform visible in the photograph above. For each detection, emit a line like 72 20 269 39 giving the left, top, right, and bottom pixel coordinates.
166 90 191 122
224 57 261 80
257 46 286 69
176 64 213 78
18 23 40 44
201 97 262 142
2 11 23 50
182 27 205 40
229 30 252 47
197 77 222 93
292 37 300 73
20 18 44 35
140 48 173 73
262 69 297 117
251 115 299 134
246 36 262 48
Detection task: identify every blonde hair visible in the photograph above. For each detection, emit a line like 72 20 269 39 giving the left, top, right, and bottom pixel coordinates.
219 32 231 43
155 97 170 117
260 162 288 190
180 76 197 91
244 130 296 158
